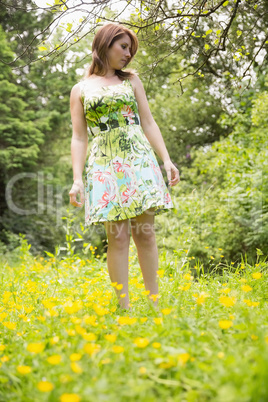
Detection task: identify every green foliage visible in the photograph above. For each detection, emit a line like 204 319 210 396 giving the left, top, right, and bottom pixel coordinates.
157 83 268 268
131 25 227 168
0 17 84 253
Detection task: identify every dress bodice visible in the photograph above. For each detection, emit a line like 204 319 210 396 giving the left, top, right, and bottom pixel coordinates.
79 79 141 137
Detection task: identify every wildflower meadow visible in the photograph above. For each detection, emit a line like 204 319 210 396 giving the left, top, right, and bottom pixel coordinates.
0 235 268 402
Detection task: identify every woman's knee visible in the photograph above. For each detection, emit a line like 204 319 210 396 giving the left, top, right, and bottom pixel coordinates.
105 221 130 248
131 222 156 247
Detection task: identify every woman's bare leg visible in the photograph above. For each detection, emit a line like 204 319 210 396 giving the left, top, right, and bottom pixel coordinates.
103 219 131 309
130 209 159 307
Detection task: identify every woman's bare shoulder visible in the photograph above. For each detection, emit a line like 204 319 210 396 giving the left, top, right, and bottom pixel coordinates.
128 72 144 94
70 82 84 101
71 82 83 92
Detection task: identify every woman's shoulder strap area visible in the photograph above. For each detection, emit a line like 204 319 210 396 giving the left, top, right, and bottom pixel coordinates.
75 80 86 101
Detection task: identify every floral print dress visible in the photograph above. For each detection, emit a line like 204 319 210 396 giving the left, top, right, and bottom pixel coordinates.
78 78 174 226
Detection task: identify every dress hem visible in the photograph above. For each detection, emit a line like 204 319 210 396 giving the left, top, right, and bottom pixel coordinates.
84 203 173 226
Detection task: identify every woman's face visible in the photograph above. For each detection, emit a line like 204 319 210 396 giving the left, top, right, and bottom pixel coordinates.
107 34 132 70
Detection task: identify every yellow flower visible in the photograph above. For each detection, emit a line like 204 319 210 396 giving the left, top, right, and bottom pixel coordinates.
104 334 117 343
161 308 172 315
240 278 247 283
0 313 6 323
84 343 101 356
25 306 34 313
139 367 147 374
70 353 82 361
177 352 190 366
37 381 54 392
243 300 259 307
50 336 59 345
82 332 97 341
17 365 32 374
157 269 165 278
60 393 81 402
93 305 109 316
63 300 83 314
251 334 258 340
116 284 123 290
219 287 231 294
134 337 149 348
179 283 191 291
71 317 82 324
241 285 252 292
219 320 233 329
251 301 260 307
219 295 236 307
252 272 262 279
140 317 148 323
183 273 192 281
141 290 150 296
153 317 163 325
117 317 137 325
159 360 176 369
83 315 97 326
47 355 61 365
195 292 210 305
149 294 159 302
36 316 46 322
65 329 76 336
218 352 225 359
152 342 161 349
27 343 45 354
112 345 124 353
1 356 9 362
70 362 83 373
120 294 126 298
2 322 16 330
0 345 6 351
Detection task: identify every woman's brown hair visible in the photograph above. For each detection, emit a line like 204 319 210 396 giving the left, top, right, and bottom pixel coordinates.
85 23 139 80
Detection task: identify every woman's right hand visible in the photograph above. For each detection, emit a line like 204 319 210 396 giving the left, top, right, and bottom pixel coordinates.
69 180 85 207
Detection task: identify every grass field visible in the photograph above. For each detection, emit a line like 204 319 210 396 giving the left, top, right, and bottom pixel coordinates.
0 239 268 402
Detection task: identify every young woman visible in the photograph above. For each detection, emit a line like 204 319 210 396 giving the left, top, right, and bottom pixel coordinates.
69 23 180 311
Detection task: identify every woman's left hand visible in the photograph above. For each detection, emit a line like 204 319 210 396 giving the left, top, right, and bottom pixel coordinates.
164 160 180 187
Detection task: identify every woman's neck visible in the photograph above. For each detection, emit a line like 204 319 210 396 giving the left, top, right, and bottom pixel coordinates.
104 69 116 78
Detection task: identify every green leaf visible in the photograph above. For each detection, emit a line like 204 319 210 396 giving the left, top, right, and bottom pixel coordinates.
66 23 73 33
206 29 212 35
256 249 263 256
44 251 55 258
223 1 229 6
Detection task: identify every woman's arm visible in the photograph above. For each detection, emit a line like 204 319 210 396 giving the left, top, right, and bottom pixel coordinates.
130 74 180 187
69 84 88 207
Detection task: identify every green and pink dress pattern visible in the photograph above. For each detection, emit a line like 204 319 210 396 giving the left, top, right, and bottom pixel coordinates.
78 78 174 225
